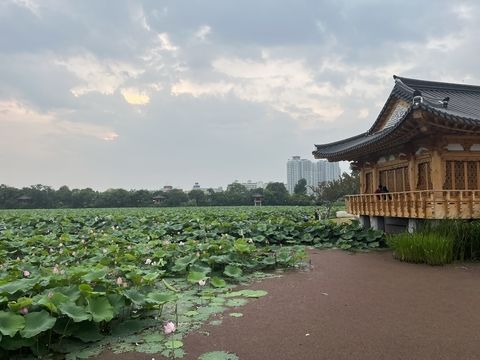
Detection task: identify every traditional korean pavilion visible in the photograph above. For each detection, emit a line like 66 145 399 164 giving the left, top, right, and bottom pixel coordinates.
313 75 480 231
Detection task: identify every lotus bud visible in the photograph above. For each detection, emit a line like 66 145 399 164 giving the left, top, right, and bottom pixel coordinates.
116 277 123 286
145 258 152 265
163 321 176 335
19 307 28 315
198 279 206 286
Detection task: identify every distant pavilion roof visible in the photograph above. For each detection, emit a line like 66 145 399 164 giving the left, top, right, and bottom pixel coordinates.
313 75 480 161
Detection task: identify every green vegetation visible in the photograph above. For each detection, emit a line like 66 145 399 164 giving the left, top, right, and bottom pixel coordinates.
388 220 480 265
388 232 454 265
0 207 382 358
0 172 360 209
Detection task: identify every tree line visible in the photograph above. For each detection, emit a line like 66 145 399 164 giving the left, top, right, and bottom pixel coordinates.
0 173 358 209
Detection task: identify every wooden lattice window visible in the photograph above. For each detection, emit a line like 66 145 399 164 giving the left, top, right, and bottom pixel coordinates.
454 161 465 190
444 161 453 189
378 166 409 192
467 161 477 189
445 160 480 190
417 162 432 190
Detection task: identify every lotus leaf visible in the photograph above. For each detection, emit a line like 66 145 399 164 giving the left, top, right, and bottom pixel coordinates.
0 311 25 337
86 297 114 322
58 302 91 322
210 277 226 288
223 265 242 278
146 291 177 305
19 310 56 338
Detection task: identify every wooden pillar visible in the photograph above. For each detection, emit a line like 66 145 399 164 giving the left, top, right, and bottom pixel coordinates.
431 150 443 191
408 156 416 191
359 168 365 194
372 164 379 190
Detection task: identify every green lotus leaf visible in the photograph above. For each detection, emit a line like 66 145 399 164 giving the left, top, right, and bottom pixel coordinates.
70 321 104 342
189 263 212 274
226 298 248 307
0 334 35 350
36 292 70 313
81 268 108 282
19 310 56 338
187 271 207 284
58 302 91 322
78 283 93 295
262 256 276 265
223 265 242 278
238 290 268 298
107 294 126 316
164 339 183 349
143 271 161 283
171 254 197 272
123 288 146 306
0 311 25 337
210 277 227 288
0 278 38 295
7 296 33 312
146 291 177 305
86 297 114 322
198 351 239 360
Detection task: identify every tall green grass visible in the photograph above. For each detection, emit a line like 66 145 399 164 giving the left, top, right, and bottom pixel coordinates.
388 220 480 265
388 232 454 265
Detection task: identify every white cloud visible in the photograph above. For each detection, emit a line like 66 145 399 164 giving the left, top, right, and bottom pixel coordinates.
0 99 118 141
157 33 178 52
173 56 344 128
56 53 144 97
120 87 150 105
194 25 212 41
171 80 233 97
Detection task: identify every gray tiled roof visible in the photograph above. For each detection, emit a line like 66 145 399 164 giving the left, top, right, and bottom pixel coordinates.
313 75 480 160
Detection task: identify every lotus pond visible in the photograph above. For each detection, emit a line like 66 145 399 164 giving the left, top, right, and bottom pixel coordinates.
0 207 384 359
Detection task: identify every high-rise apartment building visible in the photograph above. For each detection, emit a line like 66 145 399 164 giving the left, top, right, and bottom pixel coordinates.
286 156 341 194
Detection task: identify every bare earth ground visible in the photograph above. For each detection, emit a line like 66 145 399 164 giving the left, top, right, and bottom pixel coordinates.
97 250 480 360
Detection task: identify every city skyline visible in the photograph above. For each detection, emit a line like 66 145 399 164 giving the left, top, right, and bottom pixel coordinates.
286 156 341 194
1 1 477 190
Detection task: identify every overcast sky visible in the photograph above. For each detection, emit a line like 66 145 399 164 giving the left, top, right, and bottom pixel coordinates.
1 0 479 190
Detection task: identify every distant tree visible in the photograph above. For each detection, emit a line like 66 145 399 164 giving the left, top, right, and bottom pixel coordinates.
71 188 98 208
294 178 307 195
224 183 249 205
130 189 153 207
55 185 72 208
264 182 289 205
188 190 206 206
311 171 360 216
164 189 188 207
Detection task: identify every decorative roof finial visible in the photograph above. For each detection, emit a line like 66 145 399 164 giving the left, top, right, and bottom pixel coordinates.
412 89 423 105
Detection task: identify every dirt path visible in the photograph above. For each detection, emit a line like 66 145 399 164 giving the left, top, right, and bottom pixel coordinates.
98 250 480 360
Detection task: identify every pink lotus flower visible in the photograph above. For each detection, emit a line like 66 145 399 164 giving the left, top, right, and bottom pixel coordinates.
163 321 176 335
23 270 30 278
116 277 123 286
19 307 28 315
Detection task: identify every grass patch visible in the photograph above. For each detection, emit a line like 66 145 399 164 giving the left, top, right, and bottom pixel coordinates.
387 232 454 265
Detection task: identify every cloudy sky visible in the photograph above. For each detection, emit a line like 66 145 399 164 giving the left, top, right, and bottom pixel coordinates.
0 0 478 190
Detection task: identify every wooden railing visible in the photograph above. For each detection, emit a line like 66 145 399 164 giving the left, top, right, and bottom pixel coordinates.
345 190 480 219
